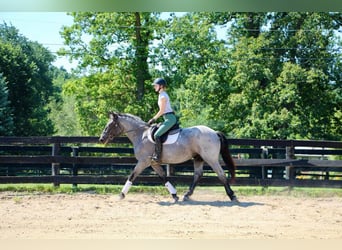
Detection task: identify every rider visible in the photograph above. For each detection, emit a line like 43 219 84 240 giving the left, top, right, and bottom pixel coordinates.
148 78 177 163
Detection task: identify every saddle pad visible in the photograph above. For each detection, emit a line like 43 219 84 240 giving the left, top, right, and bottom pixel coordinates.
146 130 180 145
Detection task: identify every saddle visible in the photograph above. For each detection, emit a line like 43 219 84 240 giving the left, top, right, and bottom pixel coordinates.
150 122 181 143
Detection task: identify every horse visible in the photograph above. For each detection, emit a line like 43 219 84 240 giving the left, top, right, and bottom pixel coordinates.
99 111 238 203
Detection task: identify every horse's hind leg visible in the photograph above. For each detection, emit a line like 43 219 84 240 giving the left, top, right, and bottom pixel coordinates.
183 157 204 201
151 164 179 202
207 160 237 202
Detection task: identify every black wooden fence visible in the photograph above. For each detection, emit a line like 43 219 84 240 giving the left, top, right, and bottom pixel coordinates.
0 136 342 188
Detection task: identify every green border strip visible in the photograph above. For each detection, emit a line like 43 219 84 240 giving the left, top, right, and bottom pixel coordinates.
0 0 341 12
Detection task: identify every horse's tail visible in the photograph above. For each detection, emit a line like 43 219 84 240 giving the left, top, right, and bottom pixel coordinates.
217 132 236 182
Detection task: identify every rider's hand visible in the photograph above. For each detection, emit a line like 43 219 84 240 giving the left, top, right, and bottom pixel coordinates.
147 118 156 125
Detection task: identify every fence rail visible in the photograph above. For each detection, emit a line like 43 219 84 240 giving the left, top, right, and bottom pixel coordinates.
1 136 342 188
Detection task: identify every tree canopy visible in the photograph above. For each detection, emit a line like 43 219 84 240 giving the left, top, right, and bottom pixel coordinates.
0 73 13 135
57 12 341 140
0 23 56 136
2 12 339 140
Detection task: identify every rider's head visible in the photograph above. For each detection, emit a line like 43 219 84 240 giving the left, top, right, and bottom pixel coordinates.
152 78 167 92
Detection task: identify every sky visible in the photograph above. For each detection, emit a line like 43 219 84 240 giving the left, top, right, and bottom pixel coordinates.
0 12 193 73
0 12 229 73
0 12 78 71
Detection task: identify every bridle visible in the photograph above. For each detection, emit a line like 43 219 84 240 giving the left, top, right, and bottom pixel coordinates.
106 121 122 141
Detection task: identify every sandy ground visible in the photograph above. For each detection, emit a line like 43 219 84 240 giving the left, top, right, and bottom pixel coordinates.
0 190 341 239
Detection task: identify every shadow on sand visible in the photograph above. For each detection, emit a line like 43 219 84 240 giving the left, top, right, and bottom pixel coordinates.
158 199 264 208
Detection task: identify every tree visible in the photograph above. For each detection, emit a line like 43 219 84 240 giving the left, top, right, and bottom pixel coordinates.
205 12 341 139
59 12 163 134
0 23 55 136
225 35 278 138
59 12 157 101
59 12 341 139
62 67 157 135
155 13 229 85
266 13 342 139
47 67 82 135
153 13 233 131
174 70 228 131
0 73 13 135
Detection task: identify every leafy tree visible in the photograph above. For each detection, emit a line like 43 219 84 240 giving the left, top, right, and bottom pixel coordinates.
155 13 229 85
60 12 341 140
0 23 55 136
62 69 156 135
225 35 276 138
154 13 233 132
59 12 158 100
206 12 341 139
47 67 82 135
58 12 164 134
0 73 13 135
174 70 227 131
266 12 342 139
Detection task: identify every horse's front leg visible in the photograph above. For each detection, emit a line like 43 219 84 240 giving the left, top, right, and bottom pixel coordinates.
151 163 179 202
119 160 149 199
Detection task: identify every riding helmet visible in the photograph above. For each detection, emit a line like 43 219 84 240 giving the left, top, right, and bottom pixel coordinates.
152 78 167 86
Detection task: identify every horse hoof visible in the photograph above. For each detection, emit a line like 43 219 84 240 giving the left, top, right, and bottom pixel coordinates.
118 193 125 200
172 194 179 202
182 195 190 202
231 196 239 203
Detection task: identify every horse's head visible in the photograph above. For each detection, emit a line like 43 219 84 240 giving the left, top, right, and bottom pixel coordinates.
99 112 124 144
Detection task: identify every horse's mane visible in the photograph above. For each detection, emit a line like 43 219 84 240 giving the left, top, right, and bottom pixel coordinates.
118 112 147 125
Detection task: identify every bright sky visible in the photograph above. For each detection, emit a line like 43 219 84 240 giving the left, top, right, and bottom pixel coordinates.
0 12 78 72
0 12 186 72
0 12 226 73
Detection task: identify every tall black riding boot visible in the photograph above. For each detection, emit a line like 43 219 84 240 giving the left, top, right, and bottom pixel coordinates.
152 136 162 163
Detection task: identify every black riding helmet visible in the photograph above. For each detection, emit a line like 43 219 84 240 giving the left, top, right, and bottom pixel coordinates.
152 78 167 86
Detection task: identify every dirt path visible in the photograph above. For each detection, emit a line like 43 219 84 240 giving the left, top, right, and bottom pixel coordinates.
1 190 341 239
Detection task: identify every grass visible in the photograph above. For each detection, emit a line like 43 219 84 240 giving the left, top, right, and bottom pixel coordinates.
229 186 342 198
0 183 176 196
0 183 342 198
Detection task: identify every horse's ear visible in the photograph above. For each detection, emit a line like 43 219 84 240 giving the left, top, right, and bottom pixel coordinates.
109 111 118 120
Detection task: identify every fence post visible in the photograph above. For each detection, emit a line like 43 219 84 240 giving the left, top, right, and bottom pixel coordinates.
285 145 295 180
72 147 79 188
52 143 61 187
261 147 268 180
166 164 174 177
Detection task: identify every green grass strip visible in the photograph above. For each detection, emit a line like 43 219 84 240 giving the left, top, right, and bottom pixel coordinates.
0 183 341 197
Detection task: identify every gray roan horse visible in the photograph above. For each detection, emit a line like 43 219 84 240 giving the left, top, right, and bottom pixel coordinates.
99 112 238 202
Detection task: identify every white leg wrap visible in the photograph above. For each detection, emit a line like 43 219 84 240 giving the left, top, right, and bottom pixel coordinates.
121 180 132 195
165 181 177 195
